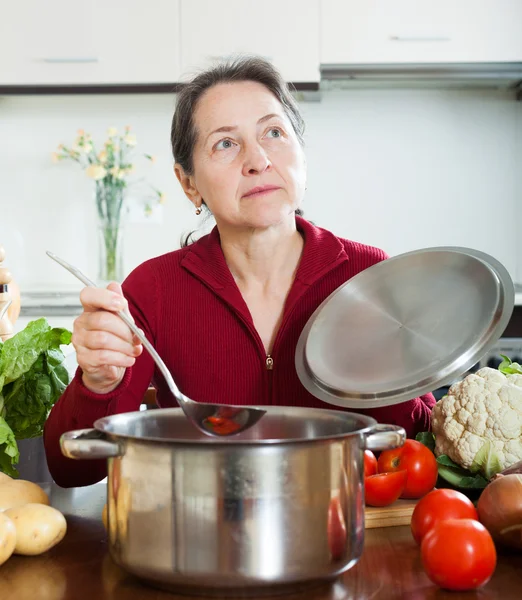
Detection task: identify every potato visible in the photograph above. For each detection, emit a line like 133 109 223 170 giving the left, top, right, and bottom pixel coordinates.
0 480 49 511
0 472 12 485
0 512 16 566
5 504 66 556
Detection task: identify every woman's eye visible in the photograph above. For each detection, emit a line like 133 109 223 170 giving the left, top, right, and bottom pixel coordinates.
215 138 235 151
266 128 282 138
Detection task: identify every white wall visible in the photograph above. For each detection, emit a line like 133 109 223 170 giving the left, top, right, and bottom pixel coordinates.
1 87 521 291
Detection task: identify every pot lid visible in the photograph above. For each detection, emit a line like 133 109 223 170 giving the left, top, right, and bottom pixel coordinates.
295 247 514 409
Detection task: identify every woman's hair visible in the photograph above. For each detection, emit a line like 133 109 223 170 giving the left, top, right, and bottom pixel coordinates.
171 55 305 246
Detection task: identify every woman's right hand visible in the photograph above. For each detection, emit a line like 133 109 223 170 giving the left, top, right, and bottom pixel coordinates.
73 282 143 395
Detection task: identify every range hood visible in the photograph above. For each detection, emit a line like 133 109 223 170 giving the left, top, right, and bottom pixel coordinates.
320 63 522 96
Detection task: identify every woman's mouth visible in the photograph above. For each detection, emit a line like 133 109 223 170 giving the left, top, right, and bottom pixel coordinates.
242 185 281 198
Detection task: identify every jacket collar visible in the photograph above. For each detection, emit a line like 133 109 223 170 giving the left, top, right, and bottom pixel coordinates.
181 216 348 291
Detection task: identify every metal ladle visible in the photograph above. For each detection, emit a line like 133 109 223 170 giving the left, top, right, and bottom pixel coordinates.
46 251 266 437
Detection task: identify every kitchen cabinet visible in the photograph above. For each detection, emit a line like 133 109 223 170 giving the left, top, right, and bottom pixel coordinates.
321 0 522 64
179 0 320 84
0 0 181 85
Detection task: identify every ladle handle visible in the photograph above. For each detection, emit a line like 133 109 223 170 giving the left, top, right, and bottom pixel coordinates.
46 251 189 405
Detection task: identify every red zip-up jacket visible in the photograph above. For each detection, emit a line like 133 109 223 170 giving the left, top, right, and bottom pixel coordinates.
44 217 436 487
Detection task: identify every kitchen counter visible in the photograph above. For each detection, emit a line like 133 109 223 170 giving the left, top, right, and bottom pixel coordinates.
1 481 521 600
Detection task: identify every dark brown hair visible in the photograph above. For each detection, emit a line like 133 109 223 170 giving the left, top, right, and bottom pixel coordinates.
170 55 305 245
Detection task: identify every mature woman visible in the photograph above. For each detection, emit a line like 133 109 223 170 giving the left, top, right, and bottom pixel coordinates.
44 56 435 487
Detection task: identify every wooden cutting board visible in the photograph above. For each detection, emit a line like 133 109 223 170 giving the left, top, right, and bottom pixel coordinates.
364 498 418 529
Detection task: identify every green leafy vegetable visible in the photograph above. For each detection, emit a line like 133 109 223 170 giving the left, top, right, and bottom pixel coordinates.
0 318 72 475
415 432 502 490
436 454 461 468
498 354 522 375
0 417 20 478
470 440 503 480
436 454 489 489
416 431 436 452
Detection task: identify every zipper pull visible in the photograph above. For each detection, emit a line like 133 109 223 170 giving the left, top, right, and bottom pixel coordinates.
266 355 274 370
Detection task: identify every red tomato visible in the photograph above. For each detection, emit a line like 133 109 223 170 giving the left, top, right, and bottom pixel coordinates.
365 470 407 507
204 416 241 435
327 496 347 560
364 450 378 477
411 488 479 545
421 519 496 591
377 439 438 499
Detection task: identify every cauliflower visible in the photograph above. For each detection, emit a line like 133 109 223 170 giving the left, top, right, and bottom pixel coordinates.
431 367 522 472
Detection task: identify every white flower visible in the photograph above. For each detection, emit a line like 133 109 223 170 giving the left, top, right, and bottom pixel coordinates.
124 134 137 147
86 165 107 180
98 150 108 163
83 143 93 153
109 166 126 180
107 127 118 137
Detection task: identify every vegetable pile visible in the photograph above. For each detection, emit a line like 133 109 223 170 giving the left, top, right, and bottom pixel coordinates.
362 356 522 591
364 440 438 507
0 473 67 566
420 356 522 489
0 318 72 476
410 488 497 591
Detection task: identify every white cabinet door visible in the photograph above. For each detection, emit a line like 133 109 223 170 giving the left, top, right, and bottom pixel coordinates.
179 0 320 82
0 0 181 85
321 0 522 64
93 0 181 84
0 0 98 85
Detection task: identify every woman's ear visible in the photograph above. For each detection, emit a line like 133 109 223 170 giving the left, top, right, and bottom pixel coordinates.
174 164 201 207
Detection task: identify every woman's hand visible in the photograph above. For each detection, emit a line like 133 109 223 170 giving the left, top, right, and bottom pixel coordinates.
72 282 143 395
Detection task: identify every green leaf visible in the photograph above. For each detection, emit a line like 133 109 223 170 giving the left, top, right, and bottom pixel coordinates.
498 354 522 375
0 319 72 472
416 431 436 452
0 416 19 478
0 318 72 392
3 350 71 440
437 464 488 489
470 440 503 479
436 454 462 468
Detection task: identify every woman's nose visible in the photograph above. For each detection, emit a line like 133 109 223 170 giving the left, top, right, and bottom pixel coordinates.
242 144 271 176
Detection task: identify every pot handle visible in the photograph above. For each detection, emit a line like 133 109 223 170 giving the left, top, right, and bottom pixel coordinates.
364 424 406 452
60 428 123 460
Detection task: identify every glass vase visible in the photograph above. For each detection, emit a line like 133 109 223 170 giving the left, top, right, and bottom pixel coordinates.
95 183 126 284
97 224 124 283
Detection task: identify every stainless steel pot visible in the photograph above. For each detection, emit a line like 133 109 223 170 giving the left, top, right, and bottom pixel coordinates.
61 407 405 596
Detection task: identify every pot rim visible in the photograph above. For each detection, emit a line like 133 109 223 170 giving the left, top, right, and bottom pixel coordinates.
92 406 382 446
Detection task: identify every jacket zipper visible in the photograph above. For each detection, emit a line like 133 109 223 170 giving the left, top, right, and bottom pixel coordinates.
266 354 274 405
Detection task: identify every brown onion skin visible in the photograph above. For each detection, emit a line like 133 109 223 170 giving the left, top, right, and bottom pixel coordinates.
477 474 522 551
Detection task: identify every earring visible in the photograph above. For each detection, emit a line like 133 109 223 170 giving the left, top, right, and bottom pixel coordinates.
195 206 202 215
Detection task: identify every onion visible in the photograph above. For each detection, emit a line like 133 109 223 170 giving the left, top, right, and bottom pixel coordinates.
477 474 522 551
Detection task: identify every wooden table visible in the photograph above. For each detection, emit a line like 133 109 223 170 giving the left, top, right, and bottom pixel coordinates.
1 483 520 600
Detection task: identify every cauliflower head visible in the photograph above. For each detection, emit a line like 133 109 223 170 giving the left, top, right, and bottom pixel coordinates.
431 367 522 471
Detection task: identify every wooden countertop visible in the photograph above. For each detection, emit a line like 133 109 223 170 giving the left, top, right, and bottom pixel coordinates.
0 482 521 600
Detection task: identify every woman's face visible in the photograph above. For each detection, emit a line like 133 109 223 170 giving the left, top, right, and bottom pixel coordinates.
176 81 307 231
